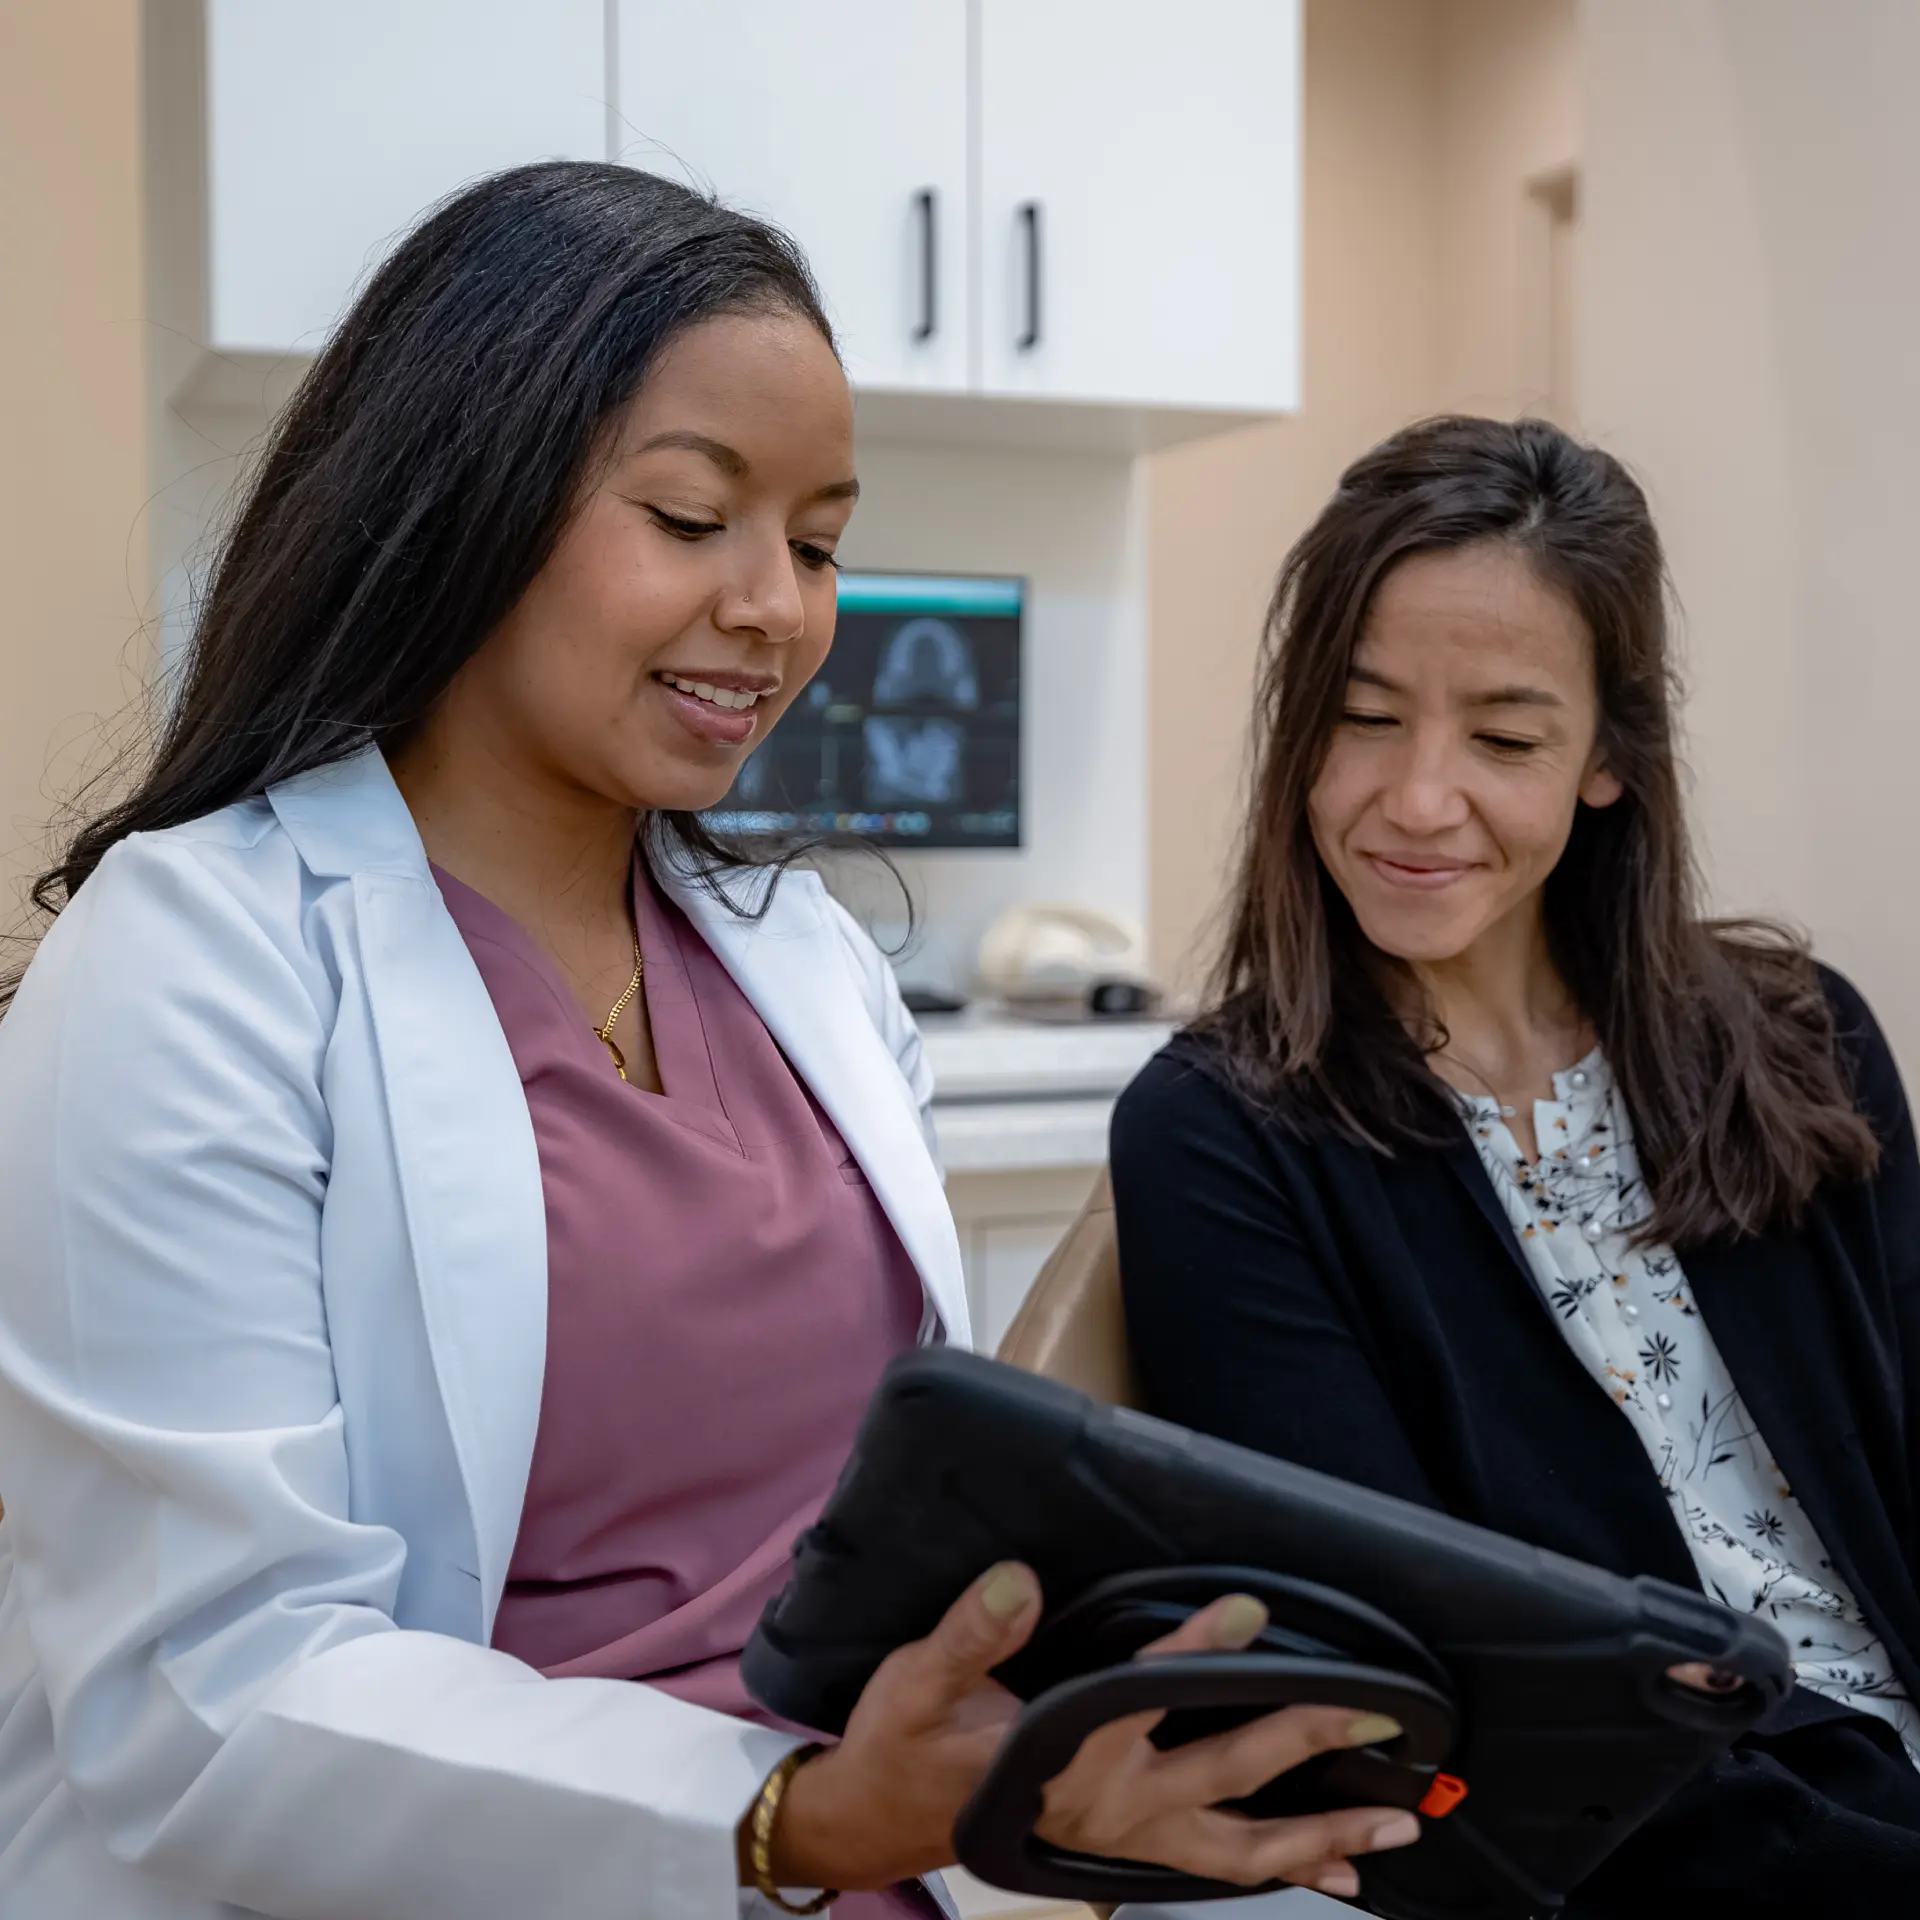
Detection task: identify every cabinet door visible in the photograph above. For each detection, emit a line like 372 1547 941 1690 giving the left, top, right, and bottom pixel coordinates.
976 0 1301 412
946 1166 1103 1355
969 1217 1079 1356
617 2 969 394
206 0 605 354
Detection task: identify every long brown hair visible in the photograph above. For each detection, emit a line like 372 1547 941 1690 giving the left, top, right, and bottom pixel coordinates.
1200 415 1876 1247
5 164 835 1012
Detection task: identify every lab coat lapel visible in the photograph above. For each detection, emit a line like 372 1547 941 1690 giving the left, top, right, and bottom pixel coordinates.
670 872 969 1347
352 871 548 1622
270 753 548 1625
268 751 966 1630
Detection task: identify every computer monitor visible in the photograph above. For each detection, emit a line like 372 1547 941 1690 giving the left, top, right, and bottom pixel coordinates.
706 570 1023 849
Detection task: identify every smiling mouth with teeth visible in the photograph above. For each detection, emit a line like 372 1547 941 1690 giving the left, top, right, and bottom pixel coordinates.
658 673 770 712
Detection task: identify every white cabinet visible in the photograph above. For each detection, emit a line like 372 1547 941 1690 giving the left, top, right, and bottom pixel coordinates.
194 1 1301 429
616 2 971 395
975 0 1301 412
923 1014 1171 1352
946 1168 1102 1355
205 0 604 353
615 0 1299 416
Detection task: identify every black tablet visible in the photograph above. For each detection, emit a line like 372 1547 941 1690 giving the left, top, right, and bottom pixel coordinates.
743 1349 1791 1919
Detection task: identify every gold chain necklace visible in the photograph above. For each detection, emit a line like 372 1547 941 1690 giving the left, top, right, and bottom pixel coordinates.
593 927 645 1080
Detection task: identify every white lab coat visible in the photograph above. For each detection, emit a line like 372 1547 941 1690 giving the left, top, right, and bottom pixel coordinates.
0 746 970 1919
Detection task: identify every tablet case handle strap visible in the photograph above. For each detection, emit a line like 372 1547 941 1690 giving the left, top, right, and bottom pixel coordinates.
954 1653 1457 1906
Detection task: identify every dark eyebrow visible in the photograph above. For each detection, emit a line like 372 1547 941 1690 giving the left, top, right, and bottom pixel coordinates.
807 476 862 505
1346 665 1562 711
1347 665 1401 694
627 430 859 505
1464 684 1563 711
631 431 749 475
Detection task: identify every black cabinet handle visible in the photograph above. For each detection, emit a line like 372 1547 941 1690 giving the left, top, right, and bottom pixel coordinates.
1017 200 1042 350
912 188 937 343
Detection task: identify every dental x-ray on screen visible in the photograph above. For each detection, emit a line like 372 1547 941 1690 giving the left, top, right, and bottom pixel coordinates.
706 571 1023 848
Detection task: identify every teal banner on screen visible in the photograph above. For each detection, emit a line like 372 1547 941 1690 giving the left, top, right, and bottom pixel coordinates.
835 572 1024 618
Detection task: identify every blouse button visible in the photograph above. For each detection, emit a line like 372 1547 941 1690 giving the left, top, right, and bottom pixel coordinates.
1583 1218 1605 1242
1621 1302 1641 1322
1656 1392 1673 1411
1569 1069 1590 1090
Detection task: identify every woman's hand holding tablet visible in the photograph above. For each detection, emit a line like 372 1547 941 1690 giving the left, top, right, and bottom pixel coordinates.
761 1561 1421 1902
744 1351 1793 1916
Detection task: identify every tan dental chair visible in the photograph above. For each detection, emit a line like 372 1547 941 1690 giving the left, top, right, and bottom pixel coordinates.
993 1174 1134 1920
994 1170 1140 1409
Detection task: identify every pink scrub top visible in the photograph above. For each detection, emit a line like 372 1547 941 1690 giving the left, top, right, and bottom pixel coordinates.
436 859 936 1917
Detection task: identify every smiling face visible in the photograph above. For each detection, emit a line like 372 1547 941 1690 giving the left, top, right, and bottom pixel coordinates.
440 306 857 815
1307 542 1623 971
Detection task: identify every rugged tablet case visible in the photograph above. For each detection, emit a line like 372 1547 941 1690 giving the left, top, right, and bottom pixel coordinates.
742 1350 1791 1918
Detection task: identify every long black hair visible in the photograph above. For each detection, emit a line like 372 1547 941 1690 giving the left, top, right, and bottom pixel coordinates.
1201 415 1876 1247
14 161 835 991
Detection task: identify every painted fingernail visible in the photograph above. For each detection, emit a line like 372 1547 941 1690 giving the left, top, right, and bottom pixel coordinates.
980 1563 1035 1620
1212 1594 1270 1649
1307 1864 1361 1898
1367 1813 1422 1851
1345 1713 1404 1747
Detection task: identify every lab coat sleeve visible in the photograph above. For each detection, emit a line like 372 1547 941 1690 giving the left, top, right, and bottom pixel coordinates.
817 886 940 1169
0 833 797 1920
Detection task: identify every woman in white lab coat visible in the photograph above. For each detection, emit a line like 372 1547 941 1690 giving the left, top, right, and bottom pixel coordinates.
0 163 1421 1919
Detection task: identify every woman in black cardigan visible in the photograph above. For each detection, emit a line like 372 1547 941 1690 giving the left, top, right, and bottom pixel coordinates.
1114 416 1920 1912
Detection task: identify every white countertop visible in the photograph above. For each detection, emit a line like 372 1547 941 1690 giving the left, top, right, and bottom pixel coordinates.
919 1007 1175 1101
920 1008 1175 1174
932 1096 1118 1173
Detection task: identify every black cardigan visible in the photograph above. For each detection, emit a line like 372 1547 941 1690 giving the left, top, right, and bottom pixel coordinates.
1111 971 1920 1903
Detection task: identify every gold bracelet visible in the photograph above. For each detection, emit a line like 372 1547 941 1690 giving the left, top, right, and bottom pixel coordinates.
749 1742 838 1915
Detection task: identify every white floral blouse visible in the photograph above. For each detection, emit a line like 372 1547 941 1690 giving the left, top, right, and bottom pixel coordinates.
1460 1049 1920 1766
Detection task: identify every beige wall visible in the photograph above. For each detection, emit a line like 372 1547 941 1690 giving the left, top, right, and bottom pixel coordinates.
1579 0 1920 1058
33 0 1911 1057
0 1 152 908
1436 0 1581 414
1145 0 1439 990
1145 0 1578 986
